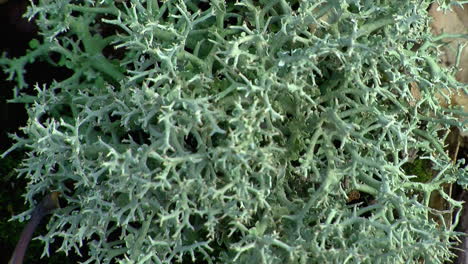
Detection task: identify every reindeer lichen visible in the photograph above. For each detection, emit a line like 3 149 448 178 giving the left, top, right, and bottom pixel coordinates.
1 0 467 263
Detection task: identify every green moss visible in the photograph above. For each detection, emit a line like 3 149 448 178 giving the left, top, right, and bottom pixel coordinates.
402 159 433 183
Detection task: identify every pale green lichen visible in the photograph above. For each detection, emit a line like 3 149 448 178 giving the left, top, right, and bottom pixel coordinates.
1 0 468 263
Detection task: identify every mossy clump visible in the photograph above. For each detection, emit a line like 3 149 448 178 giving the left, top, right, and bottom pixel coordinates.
402 159 433 183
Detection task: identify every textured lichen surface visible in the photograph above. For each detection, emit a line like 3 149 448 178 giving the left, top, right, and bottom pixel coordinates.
1 0 468 263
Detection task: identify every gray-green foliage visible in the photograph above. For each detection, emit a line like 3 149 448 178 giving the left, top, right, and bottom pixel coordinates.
2 0 468 263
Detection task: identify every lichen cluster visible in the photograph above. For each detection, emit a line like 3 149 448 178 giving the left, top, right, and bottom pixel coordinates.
1 0 467 263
